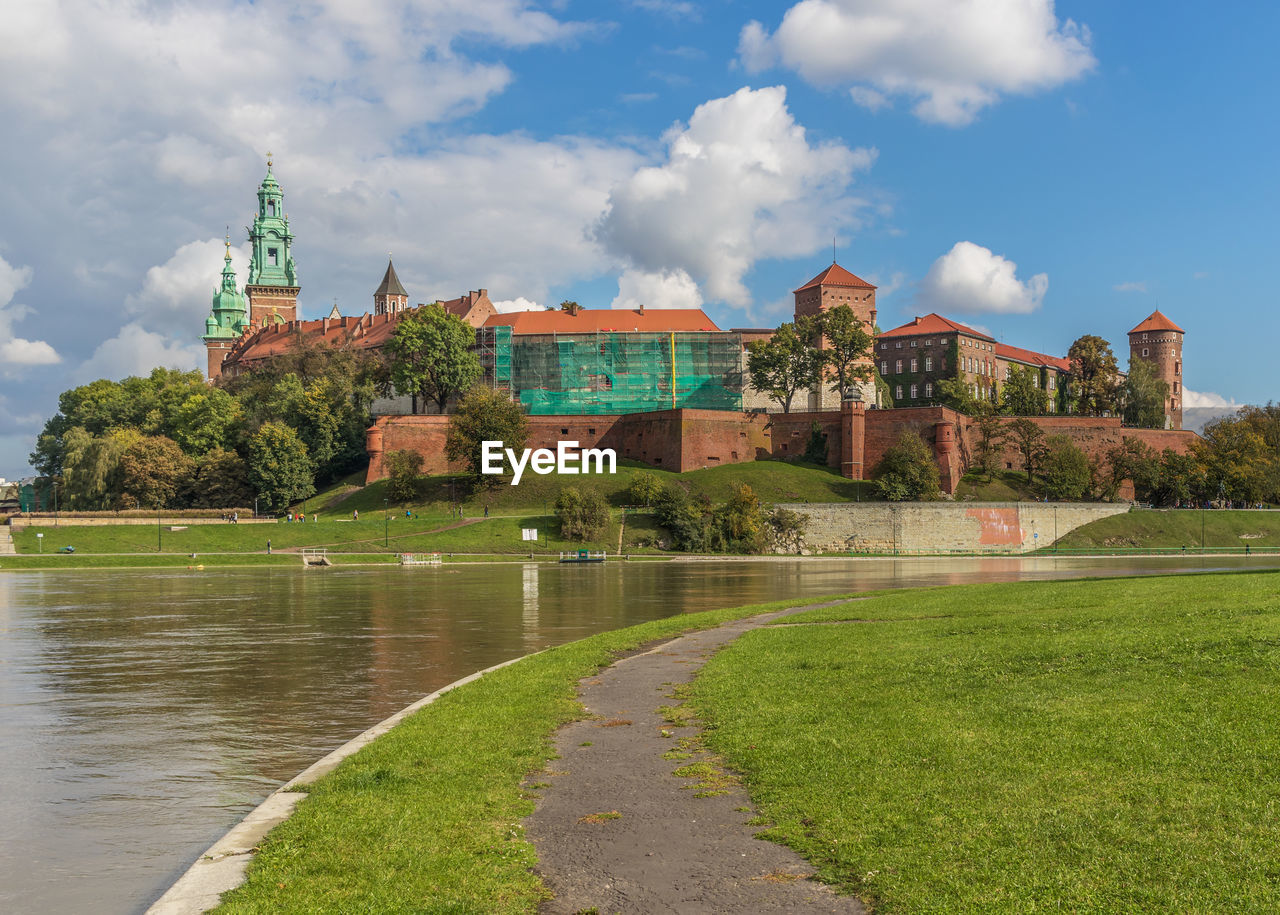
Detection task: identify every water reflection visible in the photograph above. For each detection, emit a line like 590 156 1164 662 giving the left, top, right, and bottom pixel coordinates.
0 556 1273 913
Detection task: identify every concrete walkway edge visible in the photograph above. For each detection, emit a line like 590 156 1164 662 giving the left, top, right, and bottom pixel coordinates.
145 652 540 915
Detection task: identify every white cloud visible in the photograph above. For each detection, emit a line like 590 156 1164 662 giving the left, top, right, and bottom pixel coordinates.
491 297 544 313
596 86 876 307
611 268 704 310
1182 389 1239 410
77 323 204 383
126 239 252 335
1114 281 1147 293
0 255 60 370
739 0 1096 126
919 241 1047 315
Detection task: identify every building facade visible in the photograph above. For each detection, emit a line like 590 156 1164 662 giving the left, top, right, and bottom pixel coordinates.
1128 310 1184 429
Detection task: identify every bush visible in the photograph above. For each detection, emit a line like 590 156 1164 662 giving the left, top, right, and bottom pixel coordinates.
874 431 941 501
385 449 425 503
555 487 610 541
627 471 664 507
1042 435 1092 501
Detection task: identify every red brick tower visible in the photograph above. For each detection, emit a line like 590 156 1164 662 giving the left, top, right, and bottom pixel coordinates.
1128 310 1185 430
793 262 878 409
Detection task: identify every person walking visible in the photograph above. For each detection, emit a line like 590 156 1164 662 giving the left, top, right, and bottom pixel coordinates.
353 509 359 521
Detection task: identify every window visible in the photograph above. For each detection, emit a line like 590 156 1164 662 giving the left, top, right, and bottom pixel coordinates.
1005 365 1012 380
881 360 888 374
1175 361 1181 375
1174 381 1180 393
925 356 932 371
911 340 918 347
910 384 918 399
895 341 902 349
881 342 888 350
940 337 949 344
910 358 918 372
925 382 933 397
267 247 278 266
561 427 569 434
1142 347 1149 357
1048 376 1055 390
268 201 276 217
895 385 903 400
926 339 933 346
895 359 903 373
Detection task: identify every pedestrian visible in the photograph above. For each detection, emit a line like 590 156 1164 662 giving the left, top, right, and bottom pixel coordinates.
267 539 272 555
484 505 489 518
353 509 359 521
286 512 292 523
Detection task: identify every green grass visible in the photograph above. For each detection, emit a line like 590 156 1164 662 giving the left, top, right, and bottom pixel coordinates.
691 572 1280 913
1055 509 1280 551
954 469 1040 502
212 592 857 914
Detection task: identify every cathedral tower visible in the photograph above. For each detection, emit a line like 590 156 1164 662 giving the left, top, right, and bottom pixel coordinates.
202 237 250 380
374 257 409 315
244 154 300 326
1128 310 1185 430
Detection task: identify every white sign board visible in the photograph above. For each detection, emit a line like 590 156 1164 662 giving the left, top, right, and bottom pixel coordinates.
522 528 538 541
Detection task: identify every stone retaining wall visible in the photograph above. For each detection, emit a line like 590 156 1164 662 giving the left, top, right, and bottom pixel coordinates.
776 501 1130 553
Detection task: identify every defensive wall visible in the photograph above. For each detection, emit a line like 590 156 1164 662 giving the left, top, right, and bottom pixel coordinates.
366 405 1199 495
777 502 1130 553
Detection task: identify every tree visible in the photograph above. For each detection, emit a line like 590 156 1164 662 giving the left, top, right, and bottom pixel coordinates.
1041 435 1092 501
746 320 824 412
555 487 610 541
626 472 664 507
61 427 138 510
1000 365 1048 415
936 368 978 414
1122 358 1171 429
803 422 829 464
1106 437 1160 502
1198 416 1269 504
445 387 530 484
385 449 425 503
713 483 766 552
169 388 241 455
971 412 1008 478
874 431 941 501
1068 335 1120 416
817 305 874 401
248 421 315 512
118 435 194 508
1007 417 1048 484
386 305 482 413
183 448 254 509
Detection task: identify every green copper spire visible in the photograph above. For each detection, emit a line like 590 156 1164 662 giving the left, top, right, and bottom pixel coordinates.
246 153 298 287
203 236 249 340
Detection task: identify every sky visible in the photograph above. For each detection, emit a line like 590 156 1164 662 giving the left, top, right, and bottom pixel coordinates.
2 0 1276 479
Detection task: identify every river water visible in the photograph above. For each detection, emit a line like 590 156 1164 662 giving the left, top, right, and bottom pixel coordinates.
1 556 1273 913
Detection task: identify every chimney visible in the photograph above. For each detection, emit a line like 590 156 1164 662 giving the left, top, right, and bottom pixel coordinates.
639 303 645 315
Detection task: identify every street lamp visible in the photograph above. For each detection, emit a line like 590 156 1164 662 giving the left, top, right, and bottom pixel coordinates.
157 509 162 552
384 497 389 548
53 480 59 527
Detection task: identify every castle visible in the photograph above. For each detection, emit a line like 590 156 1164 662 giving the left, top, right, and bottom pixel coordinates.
204 161 1193 492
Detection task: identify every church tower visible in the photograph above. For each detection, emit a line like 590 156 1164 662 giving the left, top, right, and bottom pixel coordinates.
244 154 300 326
1128 310 1185 430
202 237 250 380
374 257 409 315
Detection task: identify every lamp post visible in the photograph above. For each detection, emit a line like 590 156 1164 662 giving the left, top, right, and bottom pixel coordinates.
53 480 58 527
157 509 162 552
384 497 389 548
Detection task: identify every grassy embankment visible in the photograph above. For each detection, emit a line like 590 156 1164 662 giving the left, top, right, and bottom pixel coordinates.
692 571 1280 913
211 592 859 914
1053 508 1280 552
4 460 872 567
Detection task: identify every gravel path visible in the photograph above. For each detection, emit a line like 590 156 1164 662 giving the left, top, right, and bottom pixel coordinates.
524 602 867 914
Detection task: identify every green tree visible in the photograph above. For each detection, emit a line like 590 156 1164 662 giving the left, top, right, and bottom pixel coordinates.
61 427 137 510
1153 448 1203 506
1041 434 1092 501
874 431 941 501
118 435 194 508
169 388 241 455
445 387 530 484
1067 335 1120 416
385 450 425 503
1122 358 1171 429
936 368 978 413
713 483 767 552
1000 365 1048 415
1198 416 1269 504
387 305 482 414
248 421 315 512
817 305 874 401
1007 417 1048 484
626 471 664 507
746 319 824 413
971 412 1008 478
183 448 254 509
1107 437 1160 502
555 487 610 541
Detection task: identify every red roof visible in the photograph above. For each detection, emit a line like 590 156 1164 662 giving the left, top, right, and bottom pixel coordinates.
995 342 1070 373
1129 310 1184 335
483 308 721 334
793 263 876 293
224 311 400 367
879 313 993 341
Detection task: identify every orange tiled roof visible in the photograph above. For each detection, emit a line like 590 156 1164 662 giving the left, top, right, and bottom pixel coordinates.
483 308 722 334
1129 310 1184 335
995 342 1070 373
793 263 876 293
224 311 401 366
879 313 993 341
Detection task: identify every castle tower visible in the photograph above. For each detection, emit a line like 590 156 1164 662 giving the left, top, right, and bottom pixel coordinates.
1128 310 1185 430
793 262 878 409
244 154 300 326
202 237 250 380
374 257 409 316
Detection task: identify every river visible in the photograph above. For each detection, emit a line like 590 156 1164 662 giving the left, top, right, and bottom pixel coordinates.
1 556 1272 913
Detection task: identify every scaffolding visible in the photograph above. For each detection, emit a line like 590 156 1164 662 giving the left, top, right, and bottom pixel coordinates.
475 329 742 415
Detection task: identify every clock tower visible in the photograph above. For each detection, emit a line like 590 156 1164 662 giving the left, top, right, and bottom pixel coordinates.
244 154 300 326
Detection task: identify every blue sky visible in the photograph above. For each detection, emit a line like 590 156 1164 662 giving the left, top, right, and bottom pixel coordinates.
1 0 1276 478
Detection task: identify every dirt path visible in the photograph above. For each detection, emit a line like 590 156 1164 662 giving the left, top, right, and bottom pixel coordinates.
524 602 867 914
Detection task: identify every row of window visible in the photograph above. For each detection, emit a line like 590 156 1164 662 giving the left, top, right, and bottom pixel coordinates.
895 383 933 401
882 357 939 374
880 337 950 350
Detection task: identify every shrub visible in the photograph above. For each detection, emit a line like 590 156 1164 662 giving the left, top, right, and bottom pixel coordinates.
385 449 425 503
874 431 941 501
555 487 610 541
627 471 664 507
